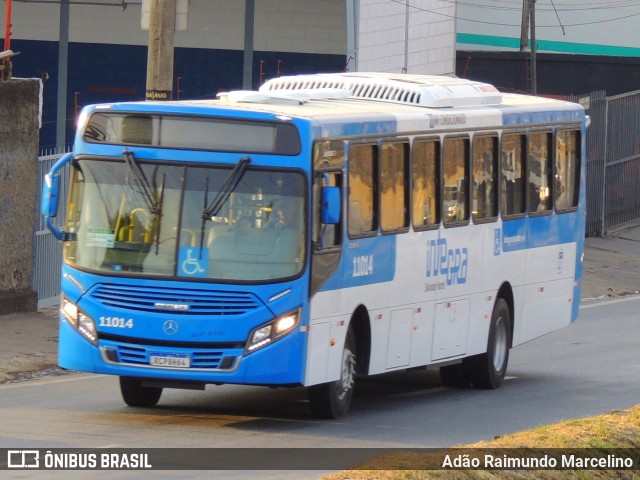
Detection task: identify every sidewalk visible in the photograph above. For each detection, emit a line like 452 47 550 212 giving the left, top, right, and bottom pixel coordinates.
0 305 60 382
0 227 639 383
582 224 640 301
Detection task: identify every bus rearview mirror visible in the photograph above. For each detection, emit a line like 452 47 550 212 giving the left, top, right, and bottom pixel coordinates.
41 173 60 218
321 186 340 224
41 152 74 241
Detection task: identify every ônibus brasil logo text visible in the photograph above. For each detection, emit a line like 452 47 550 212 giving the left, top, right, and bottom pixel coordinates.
426 238 468 286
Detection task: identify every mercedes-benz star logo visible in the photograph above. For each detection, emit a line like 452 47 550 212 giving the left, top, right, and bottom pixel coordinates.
162 319 179 336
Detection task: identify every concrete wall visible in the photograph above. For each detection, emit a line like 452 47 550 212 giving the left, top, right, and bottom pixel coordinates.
357 0 456 75
0 0 347 54
0 79 41 315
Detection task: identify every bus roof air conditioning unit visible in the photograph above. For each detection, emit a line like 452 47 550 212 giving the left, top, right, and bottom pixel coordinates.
260 72 502 108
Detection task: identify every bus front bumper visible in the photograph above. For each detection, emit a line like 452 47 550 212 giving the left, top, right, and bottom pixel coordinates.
58 317 306 386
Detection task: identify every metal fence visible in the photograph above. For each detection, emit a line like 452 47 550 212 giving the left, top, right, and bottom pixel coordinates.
567 89 640 236
603 90 640 232
32 149 70 308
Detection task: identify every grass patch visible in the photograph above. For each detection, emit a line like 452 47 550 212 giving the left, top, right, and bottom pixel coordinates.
324 406 640 480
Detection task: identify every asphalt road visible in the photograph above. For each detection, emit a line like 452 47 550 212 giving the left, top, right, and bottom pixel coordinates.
0 295 638 480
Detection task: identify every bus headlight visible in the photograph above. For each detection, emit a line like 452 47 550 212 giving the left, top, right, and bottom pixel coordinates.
61 297 98 346
245 309 300 354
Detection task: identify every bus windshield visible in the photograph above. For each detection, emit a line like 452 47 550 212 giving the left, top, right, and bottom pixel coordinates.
65 157 306 282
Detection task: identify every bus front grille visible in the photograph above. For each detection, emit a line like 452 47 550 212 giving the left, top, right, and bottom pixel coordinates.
101 341 241 371
91 284 260 316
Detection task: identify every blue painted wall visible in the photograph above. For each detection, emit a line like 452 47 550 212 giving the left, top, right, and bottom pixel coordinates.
8 39 345 150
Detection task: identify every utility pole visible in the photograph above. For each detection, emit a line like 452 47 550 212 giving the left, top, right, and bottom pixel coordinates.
530 0 537 95
519 0 530 51
520 0 537 95
2 0 12 80
145 0 176 101
242 0 255 90
56 0 70 148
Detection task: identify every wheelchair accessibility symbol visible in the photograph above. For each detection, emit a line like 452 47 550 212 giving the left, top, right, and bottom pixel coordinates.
178 246 208 277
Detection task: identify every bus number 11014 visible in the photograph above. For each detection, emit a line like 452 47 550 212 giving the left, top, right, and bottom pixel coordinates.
353 255 374 277
99 316 134 328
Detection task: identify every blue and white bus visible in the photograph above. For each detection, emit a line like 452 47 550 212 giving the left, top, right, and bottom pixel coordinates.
42 72 587 418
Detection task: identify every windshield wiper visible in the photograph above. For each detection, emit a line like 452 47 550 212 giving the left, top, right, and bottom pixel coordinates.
123 150 162 215
123 150 164 253
198 157 251 255
202 157 251 220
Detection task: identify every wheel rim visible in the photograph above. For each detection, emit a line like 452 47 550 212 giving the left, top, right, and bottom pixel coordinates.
337 345 356 400
492 315 508 372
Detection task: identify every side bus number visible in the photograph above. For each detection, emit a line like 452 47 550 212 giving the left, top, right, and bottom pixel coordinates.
353 255 374 277
99 316 134 328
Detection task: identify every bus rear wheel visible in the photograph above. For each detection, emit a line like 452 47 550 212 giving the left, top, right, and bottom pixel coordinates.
119 376 163 407
308 328 356 419
463 298 511 389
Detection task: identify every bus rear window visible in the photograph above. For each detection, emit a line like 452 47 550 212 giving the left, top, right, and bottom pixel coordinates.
555 129 580 211
83 112 301 155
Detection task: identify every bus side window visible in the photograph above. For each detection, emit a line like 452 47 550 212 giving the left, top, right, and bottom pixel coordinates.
555 130 581 211
348 143 378 237
528 131 553 213
500 133 526 217
412 139 440 228
442 137 470 225
472 135 498 221
380 141 409 232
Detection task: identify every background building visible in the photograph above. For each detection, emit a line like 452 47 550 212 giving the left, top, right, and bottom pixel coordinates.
1 0 456 150
456 0 640 95
356 0 456 74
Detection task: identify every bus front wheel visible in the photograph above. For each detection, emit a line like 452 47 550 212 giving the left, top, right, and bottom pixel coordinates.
307 328 356 419
464 298 511 389
119 376 163 407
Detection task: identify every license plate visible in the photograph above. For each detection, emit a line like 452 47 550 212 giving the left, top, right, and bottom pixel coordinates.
149 354 190 368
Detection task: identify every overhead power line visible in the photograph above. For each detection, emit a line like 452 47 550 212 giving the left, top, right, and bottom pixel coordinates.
389 0 640 27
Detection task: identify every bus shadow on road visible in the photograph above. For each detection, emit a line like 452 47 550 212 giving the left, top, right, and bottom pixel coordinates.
137 367 561 431
145 368 453 425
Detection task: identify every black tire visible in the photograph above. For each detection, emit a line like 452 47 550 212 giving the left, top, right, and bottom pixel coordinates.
119 376 163 407
463 298 511 389
308 328 356 419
